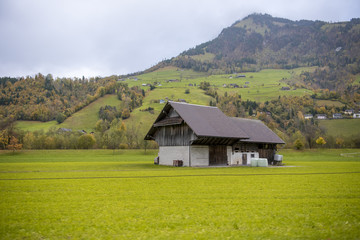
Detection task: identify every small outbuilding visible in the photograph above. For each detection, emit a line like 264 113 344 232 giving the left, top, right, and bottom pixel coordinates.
316 114 327 120
144 101 285 167
345 109 354 115
333 113 343 119
304 114 313 119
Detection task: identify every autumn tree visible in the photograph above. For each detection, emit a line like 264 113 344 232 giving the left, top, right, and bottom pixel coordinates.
7 136 22 152
316 137 327 147
78 134 96 149
23 132 35 149
335 137 344 148
56 112 66 124
0 130 8 149
294 139 304 150
121 108 130 119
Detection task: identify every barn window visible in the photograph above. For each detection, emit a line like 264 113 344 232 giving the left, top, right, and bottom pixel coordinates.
251 154 255 158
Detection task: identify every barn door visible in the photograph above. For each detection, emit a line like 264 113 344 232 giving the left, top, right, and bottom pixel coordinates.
209 145 227 165
242 154 247 165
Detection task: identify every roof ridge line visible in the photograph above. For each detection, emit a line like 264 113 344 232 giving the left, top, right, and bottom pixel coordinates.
169 101 218 108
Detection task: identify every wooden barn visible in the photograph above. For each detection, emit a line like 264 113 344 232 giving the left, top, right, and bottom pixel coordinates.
144 101 285 167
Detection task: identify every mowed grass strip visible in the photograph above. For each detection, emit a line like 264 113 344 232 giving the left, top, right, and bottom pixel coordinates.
0 149 359 239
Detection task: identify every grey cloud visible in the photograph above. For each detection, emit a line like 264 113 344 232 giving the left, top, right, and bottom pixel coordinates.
0 0 359 77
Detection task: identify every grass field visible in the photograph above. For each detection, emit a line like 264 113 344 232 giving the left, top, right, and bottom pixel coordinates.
15 120 58 133
319 119 360 137
1 149 359 239
315 99 345 108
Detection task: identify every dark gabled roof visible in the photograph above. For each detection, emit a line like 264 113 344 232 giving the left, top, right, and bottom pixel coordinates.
169 101 249 139
230 118 285 144
145 101 285 145
153 117 183 127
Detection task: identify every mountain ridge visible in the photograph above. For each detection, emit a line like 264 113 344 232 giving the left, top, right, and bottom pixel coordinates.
147 13 360 91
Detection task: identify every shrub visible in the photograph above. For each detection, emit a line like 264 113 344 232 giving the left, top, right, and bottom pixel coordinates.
78 134 96 149
294 139 304 150
56 112 66 124
119 143 129 149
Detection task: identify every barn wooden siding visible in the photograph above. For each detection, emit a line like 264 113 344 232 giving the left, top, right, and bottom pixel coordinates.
232 143 258 152
258 144 277 163
209 145 228 165
154 123 197 146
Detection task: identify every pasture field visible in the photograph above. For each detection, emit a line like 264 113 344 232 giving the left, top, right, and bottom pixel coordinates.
315 99 345 108
319 119 360 137
0 149 359 239
123 67 314 102
15 120 58 133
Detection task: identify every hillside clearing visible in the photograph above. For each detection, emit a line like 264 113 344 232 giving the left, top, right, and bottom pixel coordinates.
16 94 122 133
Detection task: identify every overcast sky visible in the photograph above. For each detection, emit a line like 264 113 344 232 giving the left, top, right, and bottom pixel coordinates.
0 0 359 78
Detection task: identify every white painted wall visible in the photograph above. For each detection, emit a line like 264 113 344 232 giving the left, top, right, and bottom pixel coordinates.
231 151 243 165
159 146 189 166
230 151 259 165
159 145 259 167
190 145 209 167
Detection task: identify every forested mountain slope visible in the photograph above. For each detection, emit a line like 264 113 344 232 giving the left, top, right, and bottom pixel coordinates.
153 14 360 92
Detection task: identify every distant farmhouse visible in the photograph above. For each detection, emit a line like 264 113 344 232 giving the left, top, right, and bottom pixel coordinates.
281 86 290 91
333 113 343 119
145 102 284 167
304 114 313 119
354 113 360 119
316 114 327 120
345 109 354 115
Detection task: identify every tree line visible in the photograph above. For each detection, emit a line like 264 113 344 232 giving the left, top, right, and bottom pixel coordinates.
0 74 122 124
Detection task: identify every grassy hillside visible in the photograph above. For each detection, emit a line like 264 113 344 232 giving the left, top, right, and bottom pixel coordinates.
1 149 359 239
58 94 121 132
124 86 212 138
16 94 122 133
130 67 313 101
15 67 311 133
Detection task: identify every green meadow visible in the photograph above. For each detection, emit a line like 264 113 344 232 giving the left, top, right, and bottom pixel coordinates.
319 119 360 137
0 149 359 239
